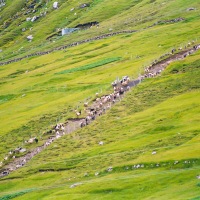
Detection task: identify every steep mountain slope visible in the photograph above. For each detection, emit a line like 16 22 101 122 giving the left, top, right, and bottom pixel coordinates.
0 0 200 199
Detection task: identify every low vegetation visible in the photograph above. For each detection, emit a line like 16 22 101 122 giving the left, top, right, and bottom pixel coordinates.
0 0 200 199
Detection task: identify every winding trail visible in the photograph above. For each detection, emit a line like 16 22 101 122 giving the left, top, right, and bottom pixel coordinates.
0 44 199 178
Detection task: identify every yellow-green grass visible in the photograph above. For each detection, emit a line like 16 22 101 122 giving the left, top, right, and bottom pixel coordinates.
1 0 200 61
0 48 199 199
1 14 200 158
0 1 200 199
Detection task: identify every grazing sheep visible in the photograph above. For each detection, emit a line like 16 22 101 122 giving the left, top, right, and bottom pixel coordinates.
84 102 88 107
80 121 86 128
75 110 81 117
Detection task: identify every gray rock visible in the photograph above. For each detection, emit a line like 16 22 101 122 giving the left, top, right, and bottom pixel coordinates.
53 2 58 9
107 166 113 172
70 182 82 188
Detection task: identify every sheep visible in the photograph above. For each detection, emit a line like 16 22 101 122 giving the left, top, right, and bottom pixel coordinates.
119 88 124 95
171 48 176 54
75 110 81 117
4 156 8 161
26 137 36 144
80 121 86 128
84 102 88 107
111 81 117 87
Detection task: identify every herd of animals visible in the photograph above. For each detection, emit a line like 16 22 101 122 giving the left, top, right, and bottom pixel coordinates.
0 43 200 178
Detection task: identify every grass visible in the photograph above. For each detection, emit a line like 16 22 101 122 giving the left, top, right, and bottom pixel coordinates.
0 0 200 199
0 47 200 199
56 57 121 74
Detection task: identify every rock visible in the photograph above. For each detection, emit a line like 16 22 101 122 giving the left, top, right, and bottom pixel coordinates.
152 151 156 155
99 141 104 146
196 175 200 179
136 164 140 169
174 161 179 165
0 49 2 52
19 148 26 153
26 17 31 21
79 3 90 8
31 16 38 22
84 172 89 177
107 166 113 172
27 35 33 40
125 166 129 170
53 2 58 9
22 28 26 32
70 8 74 11
187 7 196 11
95 172 99 176
70 182 82 188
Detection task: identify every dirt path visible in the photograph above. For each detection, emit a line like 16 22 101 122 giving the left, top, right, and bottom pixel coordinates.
0 44 199 178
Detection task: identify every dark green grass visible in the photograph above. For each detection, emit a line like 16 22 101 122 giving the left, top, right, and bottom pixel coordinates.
0 188 35 200
56 57 121 74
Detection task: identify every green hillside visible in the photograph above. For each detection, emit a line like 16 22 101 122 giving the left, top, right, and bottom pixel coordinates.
0 0 200 199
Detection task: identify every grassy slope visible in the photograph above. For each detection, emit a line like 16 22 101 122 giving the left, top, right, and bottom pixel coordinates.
0 0 200 199
1 13 200 157
0 48 200 200
0 0 200 60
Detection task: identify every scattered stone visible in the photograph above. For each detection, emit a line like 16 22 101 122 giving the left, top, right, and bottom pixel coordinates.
31 16 38 22
174 161 179 165
79 3 90 8
156 163 159 167
53 2 58 9
26 17 31 21
187 7 196 11
0 49 2 52
27 35 33 41
70 182 82 188
155 18 185 25
19 148 26 153
136 164 141 169
70 8 74 11
196 175 200 180
22 28 26 32
107 166 113 172
99 141 104 146
22 94 26 97
152 151 157 155
125 166 129 170
95 172 99 176
84 172 89 177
